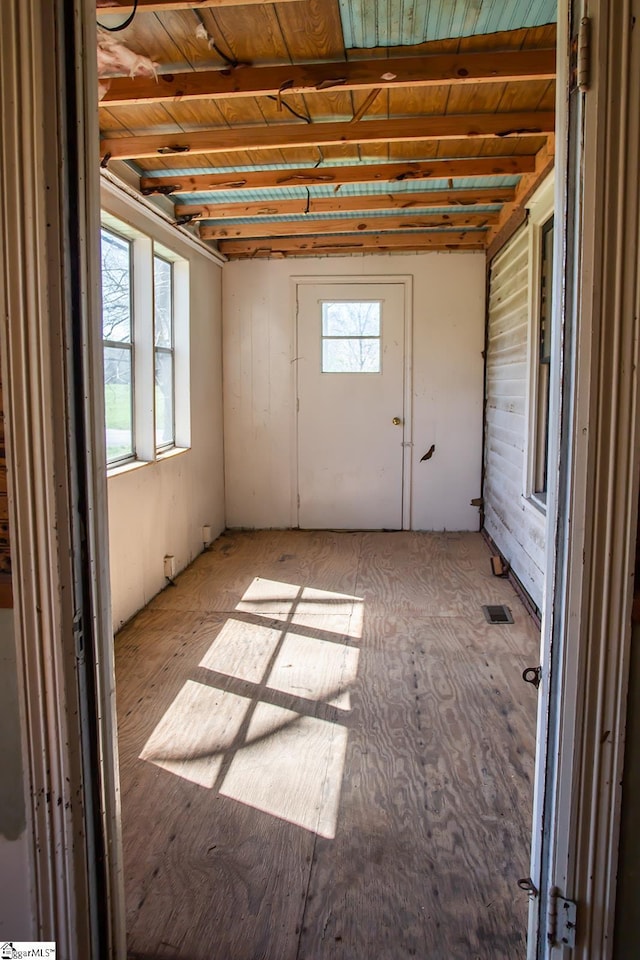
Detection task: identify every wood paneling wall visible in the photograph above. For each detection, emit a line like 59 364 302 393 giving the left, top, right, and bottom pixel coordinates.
484 225 545 611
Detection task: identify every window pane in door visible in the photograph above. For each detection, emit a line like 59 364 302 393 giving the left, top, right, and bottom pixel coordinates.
322 338 381 373
322 301 380 337
155 350 174 448
101 230 132 343
104 345 133 462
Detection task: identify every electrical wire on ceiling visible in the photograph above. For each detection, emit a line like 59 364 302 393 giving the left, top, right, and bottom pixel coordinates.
266 96 312 124
193 8 244 69
97 0 139 32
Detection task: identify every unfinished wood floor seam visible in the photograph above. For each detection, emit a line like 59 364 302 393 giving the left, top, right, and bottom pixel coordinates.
117 531 539 960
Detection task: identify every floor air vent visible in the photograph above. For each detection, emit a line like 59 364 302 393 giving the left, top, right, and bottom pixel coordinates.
482 604 514 625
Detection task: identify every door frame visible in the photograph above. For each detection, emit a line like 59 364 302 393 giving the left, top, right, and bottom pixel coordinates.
292 275 414 530
0 0 124 955
4 0 640 956
530 1 640 956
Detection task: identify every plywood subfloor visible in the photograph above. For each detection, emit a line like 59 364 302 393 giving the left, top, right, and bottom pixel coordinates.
116 531 539 960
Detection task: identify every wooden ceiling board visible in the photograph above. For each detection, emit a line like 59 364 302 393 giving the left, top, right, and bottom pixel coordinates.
97 17 187 69
347 36 460 60
151 9 224 69
140 155 221 170
387 84 452 119
476 135 548 156
201 5 291 65
535 80 556 111
295 90 354 122
444 81 509 116
101 102 187 139
519 23 557 49
275 0 346 62
242 147 302 166
196 96 263 128
98 107 134 137
349 87 389 122
494 78 555 114
256 92 314 123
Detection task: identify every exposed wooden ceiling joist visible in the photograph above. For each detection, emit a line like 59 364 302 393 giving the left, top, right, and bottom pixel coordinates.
102 112 554 161
98 0 304 13
486 135 555 258
140 156 536 197
175 187 516 220
99 48 556 108
200 211 497 240
217 232 486 258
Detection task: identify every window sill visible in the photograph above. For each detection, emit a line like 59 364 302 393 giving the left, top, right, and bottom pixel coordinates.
523 493 547 517
156 445 190 463
107 446 190 479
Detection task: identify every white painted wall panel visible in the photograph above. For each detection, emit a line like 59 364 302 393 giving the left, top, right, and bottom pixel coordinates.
223 253 485 531
484 226 546 610
105 194 225 630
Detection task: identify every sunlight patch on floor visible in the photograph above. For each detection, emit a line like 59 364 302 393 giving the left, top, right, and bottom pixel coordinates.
235 577 364 638
139 578 361 837
268 632 359 710
140 681 250 789
199 617 281 684
220 703 349 838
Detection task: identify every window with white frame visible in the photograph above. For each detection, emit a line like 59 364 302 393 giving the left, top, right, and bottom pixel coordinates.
101 228 135 464
533 215 554 500
320 300 382 373
526 174 555 509
100 214 189 468
153 253 175 450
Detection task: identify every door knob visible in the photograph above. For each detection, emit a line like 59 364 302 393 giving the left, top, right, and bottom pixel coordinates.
392 417 402 426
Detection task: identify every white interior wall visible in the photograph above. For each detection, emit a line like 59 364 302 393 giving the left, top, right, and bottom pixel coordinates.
223 253 485 531
104 190 225 629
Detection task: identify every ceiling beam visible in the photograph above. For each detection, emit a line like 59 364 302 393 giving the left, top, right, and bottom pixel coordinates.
101 112 555 161
200 211 497 240
485 135 555 258
97 0 305 13
140 155 537 196
99 48 556 107
175 186 516 220
217 232 486 257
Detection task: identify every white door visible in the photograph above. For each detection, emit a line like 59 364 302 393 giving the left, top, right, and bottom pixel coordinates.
296 281 407 530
